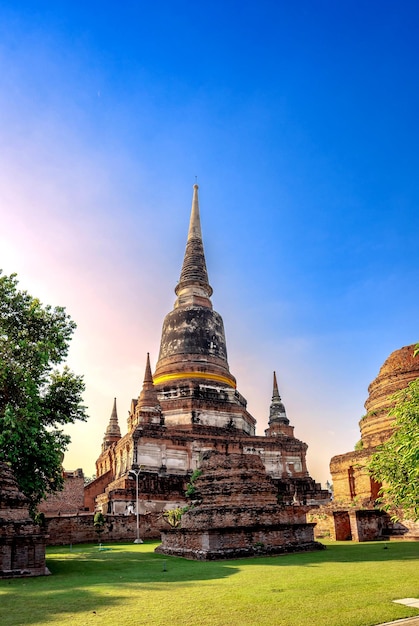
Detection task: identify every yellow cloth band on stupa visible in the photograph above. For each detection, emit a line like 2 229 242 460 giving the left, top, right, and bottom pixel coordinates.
153 371 236 388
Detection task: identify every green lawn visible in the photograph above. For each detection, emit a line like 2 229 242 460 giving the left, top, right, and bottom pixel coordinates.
0 540 418 626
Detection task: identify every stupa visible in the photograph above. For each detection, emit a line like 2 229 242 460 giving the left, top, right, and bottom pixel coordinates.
330 344 419 506
156 450 323 559
86 185 328 523
325 344 419 541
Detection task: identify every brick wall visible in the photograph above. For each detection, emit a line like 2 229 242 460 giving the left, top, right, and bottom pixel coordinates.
83 471 113 512
38 470 85 515
45 513 167 545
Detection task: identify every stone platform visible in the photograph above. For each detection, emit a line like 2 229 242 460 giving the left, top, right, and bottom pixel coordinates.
155 451 324 560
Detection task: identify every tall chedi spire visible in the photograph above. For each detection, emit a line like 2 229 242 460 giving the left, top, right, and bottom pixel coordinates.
174 184 213 308
102 398 121 451
152 184 256 434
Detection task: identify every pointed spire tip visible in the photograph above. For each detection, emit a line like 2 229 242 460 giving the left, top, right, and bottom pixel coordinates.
174 184 213 302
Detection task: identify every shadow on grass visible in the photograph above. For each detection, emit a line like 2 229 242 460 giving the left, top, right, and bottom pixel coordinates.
0 586 124 626
0 542 240 626
0 540 417 626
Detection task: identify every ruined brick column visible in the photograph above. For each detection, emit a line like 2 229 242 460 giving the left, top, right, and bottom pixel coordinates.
0 462 48 578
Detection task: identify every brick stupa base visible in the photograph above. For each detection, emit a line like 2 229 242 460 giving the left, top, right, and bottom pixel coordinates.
0 462 48 578
155 452 324 560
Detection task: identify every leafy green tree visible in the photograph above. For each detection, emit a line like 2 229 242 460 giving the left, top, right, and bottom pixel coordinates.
0 271 87 514
93 511 106 541
369 377 419 521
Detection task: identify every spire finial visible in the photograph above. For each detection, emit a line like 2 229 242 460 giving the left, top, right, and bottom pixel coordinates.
273 371 280 399
187 182 202 241
174 184 213 305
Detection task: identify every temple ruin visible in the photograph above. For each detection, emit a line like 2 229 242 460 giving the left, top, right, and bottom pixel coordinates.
85 185 328 524
320 344 419 541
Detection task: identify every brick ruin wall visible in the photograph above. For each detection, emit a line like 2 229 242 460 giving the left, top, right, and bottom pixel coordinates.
329 449 377 506
83 471 113 512
309 507 419 542
38 471 85 515
44 509 419 546
44 513 167 545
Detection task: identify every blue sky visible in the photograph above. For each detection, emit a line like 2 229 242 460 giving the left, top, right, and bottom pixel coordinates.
0 1 418 484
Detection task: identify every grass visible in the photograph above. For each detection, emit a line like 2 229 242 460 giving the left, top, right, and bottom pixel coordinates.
0 540 418 626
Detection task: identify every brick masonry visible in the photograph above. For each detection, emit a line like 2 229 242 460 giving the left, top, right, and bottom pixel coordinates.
38 469 85 515
0 462 47 578
324 344 419 542
155 451 324 559
45 512 166 545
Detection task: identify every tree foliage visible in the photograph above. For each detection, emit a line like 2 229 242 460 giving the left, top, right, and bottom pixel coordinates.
368 377 419 521
93 511 106 540
0 271 87 513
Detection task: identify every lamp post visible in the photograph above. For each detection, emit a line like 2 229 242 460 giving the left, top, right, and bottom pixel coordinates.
129 466 143 544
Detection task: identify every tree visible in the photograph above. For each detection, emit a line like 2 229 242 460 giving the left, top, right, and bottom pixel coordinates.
93 511 106 541
368 377 419 521
0 271 87 514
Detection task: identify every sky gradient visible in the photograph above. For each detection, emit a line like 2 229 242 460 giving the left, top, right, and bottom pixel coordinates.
1 1 418 485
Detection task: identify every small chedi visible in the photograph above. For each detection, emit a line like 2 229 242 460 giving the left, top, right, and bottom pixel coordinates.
331 344 419 505
324 344 419 541
0 462 48 578
155 451 323 560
